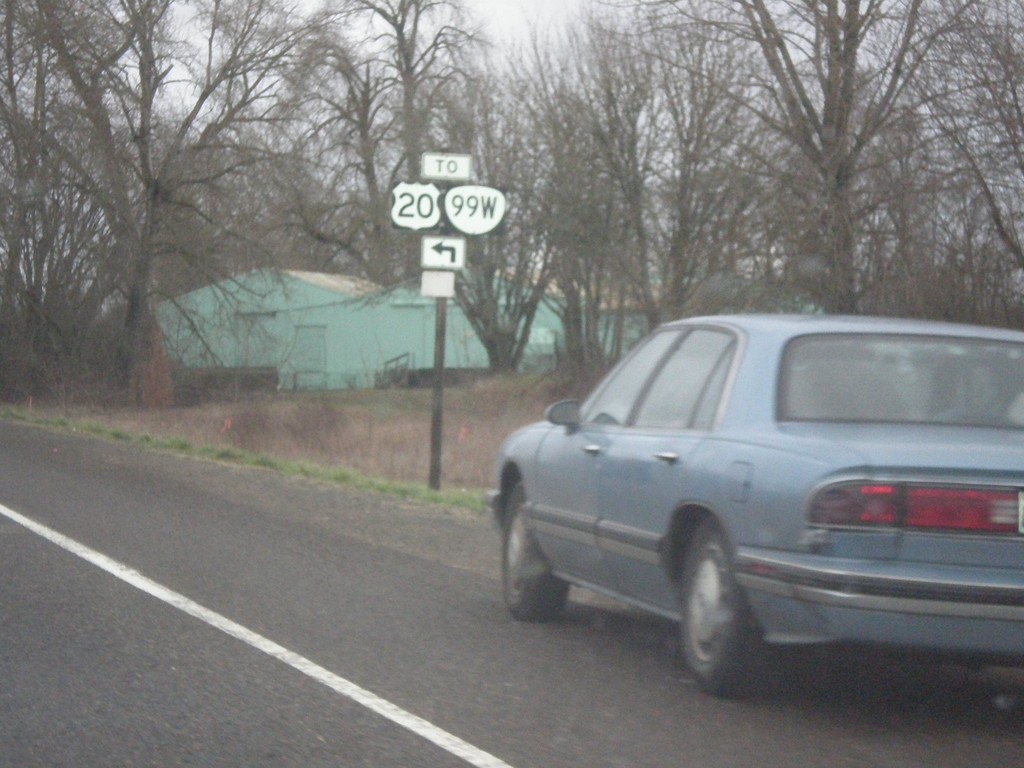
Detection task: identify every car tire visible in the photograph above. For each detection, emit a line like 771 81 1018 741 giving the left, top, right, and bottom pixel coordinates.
501 483 568 622
678 518 761 697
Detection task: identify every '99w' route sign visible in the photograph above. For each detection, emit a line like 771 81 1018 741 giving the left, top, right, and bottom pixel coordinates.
444 185 506 235
391 183 506 235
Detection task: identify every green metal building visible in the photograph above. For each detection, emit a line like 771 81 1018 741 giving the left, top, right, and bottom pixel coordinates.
158 269 558 390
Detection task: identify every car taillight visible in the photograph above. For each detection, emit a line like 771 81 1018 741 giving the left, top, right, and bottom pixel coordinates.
905 488 1019 533
809 482 1020 534
809 483 900 527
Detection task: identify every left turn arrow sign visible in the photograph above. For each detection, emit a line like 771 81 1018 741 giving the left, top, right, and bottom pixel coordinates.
421 236 466 270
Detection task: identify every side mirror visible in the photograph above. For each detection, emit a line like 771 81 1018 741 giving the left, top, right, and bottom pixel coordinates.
545 399 582 429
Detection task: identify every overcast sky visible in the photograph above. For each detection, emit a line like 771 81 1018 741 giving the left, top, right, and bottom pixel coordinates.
466 0 586 44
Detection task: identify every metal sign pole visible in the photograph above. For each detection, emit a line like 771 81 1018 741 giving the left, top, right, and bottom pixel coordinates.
428 296 447 490
394 151 506 492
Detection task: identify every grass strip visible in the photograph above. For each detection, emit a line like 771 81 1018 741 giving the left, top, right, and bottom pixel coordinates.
0 406 486 513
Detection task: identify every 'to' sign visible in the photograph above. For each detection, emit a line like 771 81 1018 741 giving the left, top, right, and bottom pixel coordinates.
444 185 506 235
391 182 442 230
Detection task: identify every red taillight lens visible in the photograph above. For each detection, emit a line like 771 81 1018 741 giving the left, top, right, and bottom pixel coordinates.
809 483 899 527
905 488 1018 533
810 482 1020 534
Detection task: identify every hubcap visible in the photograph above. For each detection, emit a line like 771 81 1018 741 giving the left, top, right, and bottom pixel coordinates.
688 550 728 662
506 515 528 596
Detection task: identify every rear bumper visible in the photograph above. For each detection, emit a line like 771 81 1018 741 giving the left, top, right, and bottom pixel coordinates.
735 547 1024 656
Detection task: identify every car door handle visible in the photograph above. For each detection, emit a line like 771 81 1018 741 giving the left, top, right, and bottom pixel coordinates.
583 444 602 456
654 452 679 464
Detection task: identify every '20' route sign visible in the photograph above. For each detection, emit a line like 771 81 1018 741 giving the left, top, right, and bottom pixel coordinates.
390 182 442 230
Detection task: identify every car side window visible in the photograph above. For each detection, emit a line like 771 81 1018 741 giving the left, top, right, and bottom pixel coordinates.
580 330 682 425
632 329 736 429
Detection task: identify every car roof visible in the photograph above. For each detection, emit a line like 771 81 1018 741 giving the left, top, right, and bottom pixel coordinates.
665 313 1024 343
657 314 1024 431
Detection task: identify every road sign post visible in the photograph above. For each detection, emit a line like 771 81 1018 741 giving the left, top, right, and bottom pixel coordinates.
391 152 508 490
420 238 461 493
428 296 447 490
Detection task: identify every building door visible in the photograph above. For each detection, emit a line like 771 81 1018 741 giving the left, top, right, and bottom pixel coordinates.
292 325 327 390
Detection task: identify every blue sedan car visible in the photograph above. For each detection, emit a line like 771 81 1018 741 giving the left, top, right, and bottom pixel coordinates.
487 315 1024 696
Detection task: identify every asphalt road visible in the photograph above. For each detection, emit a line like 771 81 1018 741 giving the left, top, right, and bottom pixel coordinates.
1 419 1022 768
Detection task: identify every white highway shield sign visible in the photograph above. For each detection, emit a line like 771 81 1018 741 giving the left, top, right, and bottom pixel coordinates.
391 183 442 230
444 185 506 235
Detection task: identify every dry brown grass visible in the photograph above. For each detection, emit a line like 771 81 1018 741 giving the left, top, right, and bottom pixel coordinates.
51 375 569 490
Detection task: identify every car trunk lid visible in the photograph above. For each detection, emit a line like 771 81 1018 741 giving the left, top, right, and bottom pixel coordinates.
791 423 1024 568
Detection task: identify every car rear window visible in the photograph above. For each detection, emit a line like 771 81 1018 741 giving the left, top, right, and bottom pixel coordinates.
779 333 1024 427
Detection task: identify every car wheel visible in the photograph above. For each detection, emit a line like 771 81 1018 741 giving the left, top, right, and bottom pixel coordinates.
678 519 760 697
501 483 568 622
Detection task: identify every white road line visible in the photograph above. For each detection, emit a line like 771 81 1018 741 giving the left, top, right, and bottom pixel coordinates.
0 502 514 768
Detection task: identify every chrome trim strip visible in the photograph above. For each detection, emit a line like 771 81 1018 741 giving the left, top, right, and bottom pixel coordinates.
528 506 665 565
598 536 662 565
529 504 598 546
529 504 595 534
596 521 663 565
532 518 594 547
736 550 1024 622
549 571 680 622
737 572 1024 622
737 552 1024 600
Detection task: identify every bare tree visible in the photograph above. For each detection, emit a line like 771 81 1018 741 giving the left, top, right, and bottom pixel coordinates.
36 0 306 402
349 0 477 178
641 9 770 318
288 0 478 283
0 0 121 400
927 1 1024 273
442 64 556 372
494 6 776 377
574 16 661 335
286 20 399 282
658 0 975 312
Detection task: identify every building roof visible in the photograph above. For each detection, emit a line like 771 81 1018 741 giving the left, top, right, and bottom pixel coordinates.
284 270 379 298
